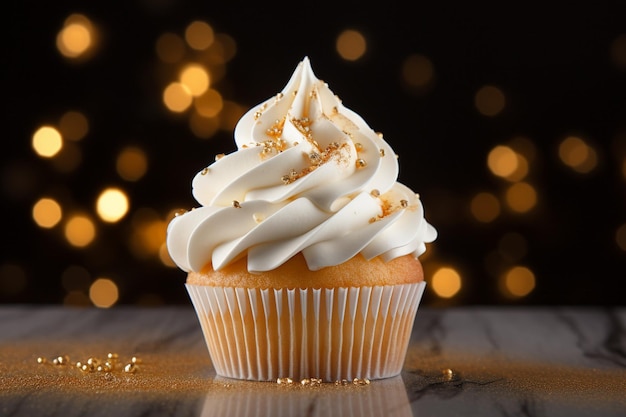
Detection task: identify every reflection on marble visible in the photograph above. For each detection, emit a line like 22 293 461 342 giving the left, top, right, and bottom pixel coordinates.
197 376 412 417
0 306 624 417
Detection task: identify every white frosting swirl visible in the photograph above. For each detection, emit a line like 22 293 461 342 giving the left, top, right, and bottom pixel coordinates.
167 57 437 273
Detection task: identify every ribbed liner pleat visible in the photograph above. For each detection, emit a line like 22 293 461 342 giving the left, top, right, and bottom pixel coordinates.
186 282 425 381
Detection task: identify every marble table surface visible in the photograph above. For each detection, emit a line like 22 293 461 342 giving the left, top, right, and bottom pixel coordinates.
0 305 624 417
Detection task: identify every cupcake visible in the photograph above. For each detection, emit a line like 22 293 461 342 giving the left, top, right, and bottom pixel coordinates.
167 57 436 382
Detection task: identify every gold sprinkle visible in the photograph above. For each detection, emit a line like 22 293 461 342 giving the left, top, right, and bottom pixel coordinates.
124 363 138 373
38 353 141 375
369 217 377 224
309 378 322 385
300 378 311 386
201 167 209 175
353 377 371 385
442 368 455 381
276 92 283 100
291 117 313 137
400 199 409 208
370 189 380 197
97 363 113 372
174 209 187 217
277 377 293 385
354 142 363 152
232 200 241 208
86 358 100 369
281 141 348 184
379 148 385 157
266 126 282 137
308 152 322 165
356 159 367 168
215 153 225 161
53 355 69 365
254 111 262 120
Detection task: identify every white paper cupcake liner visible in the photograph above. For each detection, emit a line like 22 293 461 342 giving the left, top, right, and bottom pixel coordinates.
186 282 425 381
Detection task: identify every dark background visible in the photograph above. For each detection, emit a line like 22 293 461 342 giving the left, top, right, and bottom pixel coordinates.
5 1 626 306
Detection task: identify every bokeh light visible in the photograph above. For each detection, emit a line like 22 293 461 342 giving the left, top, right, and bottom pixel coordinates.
509 136 537 163
163 82 193 112
32 197 63 228
487 145 518 178
58 111 89 141
213 33 237 63
558 136 598 173
116 147 148 181
504 182 537 213
194 88 223 118
470 192 500 222
96 188 130 223
89 277 119 308
64 214 96 247
180 64 210 96
128 208 168 260
155 21 238 139
401 54 435 91
218 100 245 132
156 32 186 63
336 29 367 61
32 126 63 158
475 85 506 116
189 112 221 139
500 266 536 298
431 267 462 298
185 21 215 50
56 14 96 59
